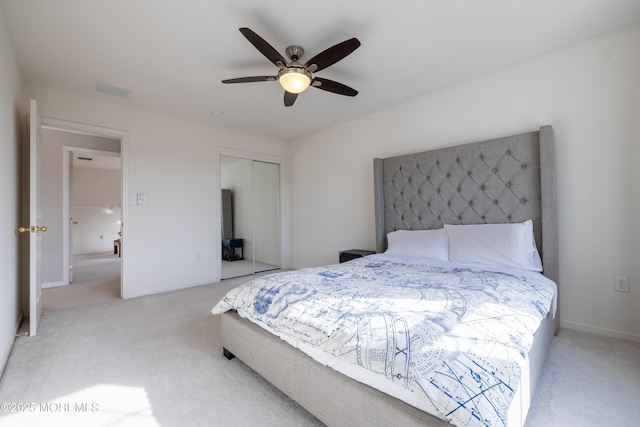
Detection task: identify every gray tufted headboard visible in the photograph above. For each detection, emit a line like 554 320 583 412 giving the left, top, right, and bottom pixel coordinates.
374 125 558 289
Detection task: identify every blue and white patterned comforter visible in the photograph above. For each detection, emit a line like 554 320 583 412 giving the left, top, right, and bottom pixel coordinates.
212 255 556 427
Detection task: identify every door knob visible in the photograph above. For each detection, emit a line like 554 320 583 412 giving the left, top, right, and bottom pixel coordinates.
18 225 48 233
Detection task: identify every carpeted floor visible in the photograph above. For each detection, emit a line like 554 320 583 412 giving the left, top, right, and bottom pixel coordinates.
1 274 639 427
3 275 321 427
42 253 121 310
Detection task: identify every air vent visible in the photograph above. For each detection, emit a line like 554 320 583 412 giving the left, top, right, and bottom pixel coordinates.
96 80 132 99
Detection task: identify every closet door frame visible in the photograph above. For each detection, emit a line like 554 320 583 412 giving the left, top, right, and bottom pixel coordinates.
217 148 288 282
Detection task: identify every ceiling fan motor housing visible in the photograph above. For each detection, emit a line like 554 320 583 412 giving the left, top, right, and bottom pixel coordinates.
285 45 305 62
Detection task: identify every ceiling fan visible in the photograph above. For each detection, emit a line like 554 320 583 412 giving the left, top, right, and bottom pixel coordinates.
222 27 361 107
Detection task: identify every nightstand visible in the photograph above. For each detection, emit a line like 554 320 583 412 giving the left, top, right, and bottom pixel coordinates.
339 249 376 263
222 238 244 261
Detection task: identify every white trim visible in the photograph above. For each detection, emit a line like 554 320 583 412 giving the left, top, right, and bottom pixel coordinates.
41 117 127 138
41 117 129 299
42 280 67 289
217 147 289 282
560 319 640 343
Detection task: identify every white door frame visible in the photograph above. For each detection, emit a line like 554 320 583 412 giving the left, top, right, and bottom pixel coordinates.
217 147 289 282
41 117 129 298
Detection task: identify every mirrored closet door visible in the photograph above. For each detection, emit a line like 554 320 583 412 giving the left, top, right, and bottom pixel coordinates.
220 155 281 279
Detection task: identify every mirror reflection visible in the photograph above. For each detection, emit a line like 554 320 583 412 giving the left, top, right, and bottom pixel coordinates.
220 156 280 279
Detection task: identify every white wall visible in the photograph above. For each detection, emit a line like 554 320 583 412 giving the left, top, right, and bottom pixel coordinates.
70 207 122 255
0 4 23 374
24 84 289 298
71 166 121 255
290 24 640 342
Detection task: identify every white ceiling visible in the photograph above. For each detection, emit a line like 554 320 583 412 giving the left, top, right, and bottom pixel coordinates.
2 0 640 141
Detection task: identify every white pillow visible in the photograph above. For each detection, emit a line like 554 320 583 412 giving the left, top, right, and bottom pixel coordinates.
444 220 543 271
385 229 449 261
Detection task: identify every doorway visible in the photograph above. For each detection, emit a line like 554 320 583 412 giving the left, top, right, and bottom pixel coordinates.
43 148 121 310
39 118 128 307
220 155 281 279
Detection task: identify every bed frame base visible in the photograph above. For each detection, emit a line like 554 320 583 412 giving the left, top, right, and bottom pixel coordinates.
222 310 554 427
222 311 452 426
222 347 235 360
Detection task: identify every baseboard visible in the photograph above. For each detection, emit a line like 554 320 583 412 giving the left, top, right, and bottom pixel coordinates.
560 319 640 343
0 312 23 380
42 280 67 289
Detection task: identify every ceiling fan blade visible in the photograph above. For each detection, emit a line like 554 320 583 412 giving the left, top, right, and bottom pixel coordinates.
284 91 298 107
239 27 288 68
304 38 360 72
312 78 358 97
222 76 277 84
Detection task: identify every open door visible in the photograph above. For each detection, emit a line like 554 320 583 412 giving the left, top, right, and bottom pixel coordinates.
68 150 75 283
18 99 45 336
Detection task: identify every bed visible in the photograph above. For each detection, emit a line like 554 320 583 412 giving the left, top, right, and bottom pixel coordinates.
212 125 558 427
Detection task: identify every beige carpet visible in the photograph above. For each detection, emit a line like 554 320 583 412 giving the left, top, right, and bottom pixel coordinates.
2 274 639 427
43 253 121 310
524 328 640 426
4 274 321 427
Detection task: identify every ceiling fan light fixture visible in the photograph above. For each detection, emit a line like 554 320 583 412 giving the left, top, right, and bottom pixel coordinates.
278 68 311 94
